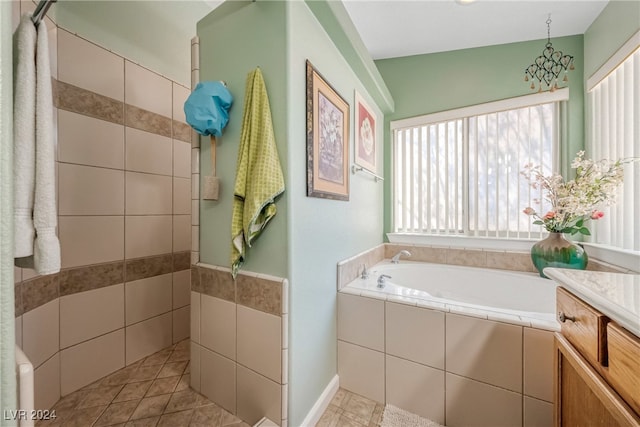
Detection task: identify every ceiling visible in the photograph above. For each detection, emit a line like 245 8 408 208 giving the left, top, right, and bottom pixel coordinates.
342 0 609 60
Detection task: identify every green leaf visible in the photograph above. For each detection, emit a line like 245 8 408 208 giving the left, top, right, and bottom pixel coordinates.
576 218 584 227
533 220 544 225
579 227 591 236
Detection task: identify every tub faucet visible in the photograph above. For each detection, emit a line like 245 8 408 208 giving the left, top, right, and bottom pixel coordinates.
391 250 411 264
377 274 391 288
361 264 369 279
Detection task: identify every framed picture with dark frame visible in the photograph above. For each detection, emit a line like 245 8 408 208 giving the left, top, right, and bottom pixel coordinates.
354 90 377 174
306 60 350 201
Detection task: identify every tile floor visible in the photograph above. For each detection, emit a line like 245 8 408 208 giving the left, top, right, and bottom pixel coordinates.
37 340 250 427
317 388 385 427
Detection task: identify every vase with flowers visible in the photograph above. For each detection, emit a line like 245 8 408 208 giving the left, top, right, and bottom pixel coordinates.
521 151 631 278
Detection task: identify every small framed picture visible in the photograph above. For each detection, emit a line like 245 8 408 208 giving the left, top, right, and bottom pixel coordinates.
306 60 350 201
354 91 377 173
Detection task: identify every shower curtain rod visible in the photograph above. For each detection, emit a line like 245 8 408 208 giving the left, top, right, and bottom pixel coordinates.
31 0 57 26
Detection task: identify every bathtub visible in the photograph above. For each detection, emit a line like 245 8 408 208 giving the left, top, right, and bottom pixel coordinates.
337 260 560 424
343 260 559 330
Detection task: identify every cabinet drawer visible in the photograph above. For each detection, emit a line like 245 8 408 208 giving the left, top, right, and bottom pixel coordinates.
556 287 608 367
607 323 640 416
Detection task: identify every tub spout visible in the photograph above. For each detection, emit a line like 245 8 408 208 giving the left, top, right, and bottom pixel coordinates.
391 250 411 264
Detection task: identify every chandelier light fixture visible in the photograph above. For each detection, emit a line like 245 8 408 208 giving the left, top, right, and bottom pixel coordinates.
525 14 575 92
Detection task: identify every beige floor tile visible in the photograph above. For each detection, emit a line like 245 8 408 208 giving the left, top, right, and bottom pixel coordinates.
189 404 225 427
317 405 341 427
124 416 160 427
330 389 349 408
142 349 172 367
113 381 153 403
130 365 163 382
336 413 367 427
130 394 171 420
157 361 188 378
61 405 107 427
146 376 181 397
94 400 139 426
164 389 202 413
175 374 190 392
342 393 377 425
77 384 124 408
157 409 194 427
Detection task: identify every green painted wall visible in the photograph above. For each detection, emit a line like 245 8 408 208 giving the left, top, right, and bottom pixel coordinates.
287 2 384 425
54 0 211 85
584 0 640 79
197 1 385 424
197 0 289 278
376 35 585 235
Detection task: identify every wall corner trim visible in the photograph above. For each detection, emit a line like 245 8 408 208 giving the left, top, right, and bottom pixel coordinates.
300 374 339 427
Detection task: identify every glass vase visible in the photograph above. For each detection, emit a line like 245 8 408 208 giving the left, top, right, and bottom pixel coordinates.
530 232 588 278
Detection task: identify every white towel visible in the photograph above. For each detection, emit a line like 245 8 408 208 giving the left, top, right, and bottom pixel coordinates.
13 16 60 275
32 19 60 275
13 15 37 260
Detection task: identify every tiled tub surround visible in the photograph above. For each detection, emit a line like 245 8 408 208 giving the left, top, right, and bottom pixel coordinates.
190 264 289 427
12 1 194 413
337 291 556 427
337 243 633 290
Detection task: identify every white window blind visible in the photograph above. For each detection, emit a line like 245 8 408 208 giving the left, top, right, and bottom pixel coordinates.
393 94 563 238
587 47 640 251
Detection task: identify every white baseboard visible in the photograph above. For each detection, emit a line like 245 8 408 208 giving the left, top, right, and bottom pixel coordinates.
300 375 339 427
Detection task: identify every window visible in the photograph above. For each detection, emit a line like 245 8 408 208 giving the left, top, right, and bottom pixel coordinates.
392 90 568 239
587 44 640 252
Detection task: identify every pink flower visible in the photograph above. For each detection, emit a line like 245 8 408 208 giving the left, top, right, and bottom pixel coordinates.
522 207 536 216
591 210 605 220
543 211 556 220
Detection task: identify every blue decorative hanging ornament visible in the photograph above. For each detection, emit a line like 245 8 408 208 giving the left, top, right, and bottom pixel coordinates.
184 81 233 137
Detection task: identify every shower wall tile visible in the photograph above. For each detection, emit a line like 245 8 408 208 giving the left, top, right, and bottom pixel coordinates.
173 178 191 214
172 306 190 343
125 127 173 176
59 216 124 268
124 104 172 138
200 266 235 302
201 295 236 360
58 110 124 169
237 305 281 383
34 353 60 412
55 80 124 125
237 365 282 426
192 201 200 225
486 250 535 273
125 172 172 215
14 283 23 318
200 346 236 414
125 61 172 118
125 254 173 282
190 342 201 392
191 292 201 344
59 163 124 215
173 121 192 143
173 83 190 124
125 215 172 258
236 273 281 316
173 270 191 309
58 30 124 101
22 274 58 313
125 274 172 326
15 315 22 348
173 215 192 252
172 251 191 272
22 299 59 368
60 284 125 349
59 261 124 296
60 329 125 395
173 141 191 178
125 313 172 365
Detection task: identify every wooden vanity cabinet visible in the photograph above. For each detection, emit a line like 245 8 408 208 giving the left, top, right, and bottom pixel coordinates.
554 288 640 427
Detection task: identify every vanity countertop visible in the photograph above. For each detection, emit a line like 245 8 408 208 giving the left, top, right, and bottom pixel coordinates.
545 268 640 338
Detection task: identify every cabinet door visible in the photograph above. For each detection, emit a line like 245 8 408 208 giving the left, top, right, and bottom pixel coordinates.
554 334 640 427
